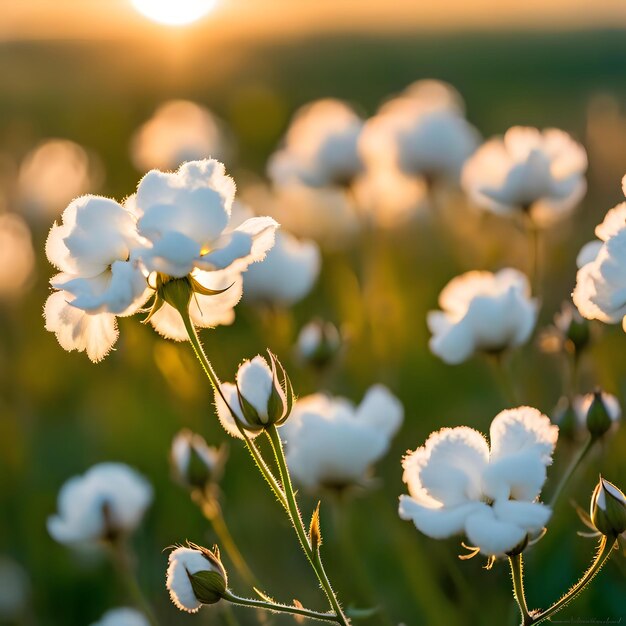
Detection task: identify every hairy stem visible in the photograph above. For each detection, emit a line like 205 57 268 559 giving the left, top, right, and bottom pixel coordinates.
223 591 339 623
508 553 532 626
266 426 350 626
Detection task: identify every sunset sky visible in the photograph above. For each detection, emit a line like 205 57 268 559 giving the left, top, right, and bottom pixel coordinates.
1 0 626 41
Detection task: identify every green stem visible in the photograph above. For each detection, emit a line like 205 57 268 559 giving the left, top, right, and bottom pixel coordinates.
488 352 519 406
549 435 595 508
196 492 260 589
527 536 617 625
180 311 287 511
108 540 159 626
223 591 339 623
266 426 350 626
508 553 532 626
526 219 541 299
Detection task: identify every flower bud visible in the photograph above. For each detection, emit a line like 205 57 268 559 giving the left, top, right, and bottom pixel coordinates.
157 274 194 315
167 544 227 613
296 319 341 369
555 302 590 353
590 477 626 537
578 389 621 438
552 396 578 440
170 430 226 491
215 352 295 437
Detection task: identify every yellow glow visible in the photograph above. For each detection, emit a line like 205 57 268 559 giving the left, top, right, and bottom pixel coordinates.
130 0 217 26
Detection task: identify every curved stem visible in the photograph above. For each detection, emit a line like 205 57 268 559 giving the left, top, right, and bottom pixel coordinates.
266 426 350 626
529 536 617 625
223 590 338 623
195 491 260 589
180 312 287 511
108 540 159 626
549 435 595 509
508 553 532 626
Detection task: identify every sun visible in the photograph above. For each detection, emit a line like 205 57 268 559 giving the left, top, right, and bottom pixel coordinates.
131 0 218 26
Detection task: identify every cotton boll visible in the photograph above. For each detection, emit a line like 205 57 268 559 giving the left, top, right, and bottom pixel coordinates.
399 406 556 558
283 386 403 491
0 558 30 620
131 100 232 172
91 608 150 626
0 213 35 298
171 430 225 490
18 139 103 221
428 269 537 364
295 319 342 368
243 231 320 306
47 463 153 546
462 126 587 227
166 546 227 613
268 99 364 188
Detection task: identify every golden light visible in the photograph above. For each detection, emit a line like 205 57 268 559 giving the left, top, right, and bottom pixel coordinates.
131 0 218 26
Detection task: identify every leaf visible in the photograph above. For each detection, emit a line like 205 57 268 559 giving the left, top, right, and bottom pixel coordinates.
309 501 322 552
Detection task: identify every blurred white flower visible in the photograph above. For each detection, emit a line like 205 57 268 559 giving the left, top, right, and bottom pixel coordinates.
135 160 277 279
91 608 150 626
573 181 626 327
131 100 232 172
280 385 403 490
18 139 103 220
243 230 320 306
0 558 30 621
47 462 153 546
44 195 150 362
167 545 226 613
0 213 36 298
462 126 587 227
360 80 479 185
428 268 537 365
241 182 359 250
171 429 225 489
268 99 364 188
295 319 342 368
215 354 293 438
399 406 558 557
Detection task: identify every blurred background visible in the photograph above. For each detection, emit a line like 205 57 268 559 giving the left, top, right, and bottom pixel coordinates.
0 1 625 624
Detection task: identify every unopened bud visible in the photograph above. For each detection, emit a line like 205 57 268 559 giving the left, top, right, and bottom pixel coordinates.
296 319 341 369
167 544 227 613
552 396 578 440
170 430 226 491
590 477 626 537
555 302 590 353
579 390 621 438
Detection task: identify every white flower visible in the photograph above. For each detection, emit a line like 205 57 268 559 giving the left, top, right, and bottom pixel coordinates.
241 182 359 250
573 179 626 326
280 385 403 490
44 195 150 362
360 80 479 184
0 213 35 298
47 463 153 546
215 354 292 438
131 100 232 172
428 268 537 365
399 407 558 557
268 99 364 188
171 429 224 489
18 139 103 220
462 126 587 226
243 230 320 306
135 160 277 278
91 608 150 626
0 558 30 620
167 546 226 613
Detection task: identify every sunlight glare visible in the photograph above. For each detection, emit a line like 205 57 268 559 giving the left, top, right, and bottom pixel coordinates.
131 0 218 26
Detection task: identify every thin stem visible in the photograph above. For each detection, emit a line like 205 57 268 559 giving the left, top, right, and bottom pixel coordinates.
180 311 288 511
195 491 259 589
266 426 350 626
223 591 339 623
526 219 542 299
529 536 617 625
108 540 159 626
508 553 532 626
549 435 595 508
488 352 519 406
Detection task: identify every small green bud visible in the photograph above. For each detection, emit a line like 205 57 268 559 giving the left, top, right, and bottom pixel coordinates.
555 302 590 353
171 429 226 491
590 477 626 537
296 319 342 369
586 390 616 438
552 396 578 440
